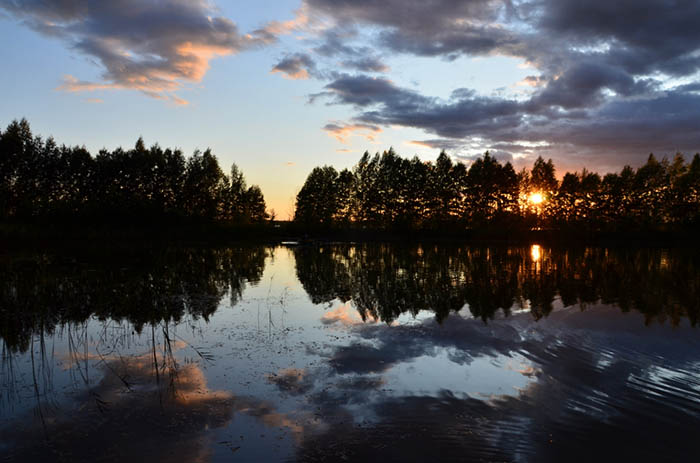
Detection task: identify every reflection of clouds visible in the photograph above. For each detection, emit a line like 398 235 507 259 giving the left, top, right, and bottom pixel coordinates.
232 396 317 442
4 343 334 460
324 313 523 375
295 306 700 461
321 303 376 326
2 351 233 462
58 339 190 371
267 368 314 395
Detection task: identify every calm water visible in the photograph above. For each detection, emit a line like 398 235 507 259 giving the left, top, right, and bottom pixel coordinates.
1 244 699 462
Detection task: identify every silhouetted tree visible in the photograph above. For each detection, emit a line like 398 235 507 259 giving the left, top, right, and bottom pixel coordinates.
242 185 268 223
0 119 267 225
466 152 519 228
294 146 700 233
295 166 341 226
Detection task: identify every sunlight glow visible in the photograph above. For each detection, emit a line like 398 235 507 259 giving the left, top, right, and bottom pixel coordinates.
529 192 544 205
531 244 541 262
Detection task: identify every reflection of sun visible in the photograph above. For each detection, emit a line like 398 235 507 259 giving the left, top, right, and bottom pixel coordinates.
529 192 544 205
531 244 541 262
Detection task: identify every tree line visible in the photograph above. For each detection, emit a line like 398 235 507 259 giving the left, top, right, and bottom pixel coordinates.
0 119 268 224
295 148 700 231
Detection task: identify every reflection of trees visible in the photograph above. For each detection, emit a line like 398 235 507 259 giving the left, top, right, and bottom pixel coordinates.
0 246 267 352
295 244 700 326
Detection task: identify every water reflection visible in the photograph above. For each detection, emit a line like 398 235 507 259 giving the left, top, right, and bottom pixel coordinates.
1 244 699 462
294 244 700 325
295 307 700 462
0 246 267 353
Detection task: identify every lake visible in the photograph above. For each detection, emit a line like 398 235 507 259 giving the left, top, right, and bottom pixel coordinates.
1 243 699 462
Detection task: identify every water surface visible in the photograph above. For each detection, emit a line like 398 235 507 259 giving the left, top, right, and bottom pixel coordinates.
1 244 699 462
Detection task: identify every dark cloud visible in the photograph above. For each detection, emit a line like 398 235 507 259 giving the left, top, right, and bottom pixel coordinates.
314 72 700 166
318 74 423 107
0 0 281 103
313 28 364 58
528 61 658 110
293 0 700 167
536 0 700 76
317 75 524 139
271 52 318 79
304 0 518 60
340 57 389 73
305 29 391 75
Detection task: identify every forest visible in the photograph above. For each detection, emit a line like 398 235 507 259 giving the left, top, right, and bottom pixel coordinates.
3 118 700 235
0 119 267 225
295 148 700 232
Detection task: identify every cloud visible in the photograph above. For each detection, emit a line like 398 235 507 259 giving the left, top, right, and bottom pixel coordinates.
409 139 473 152
303 0 517 59
0 0 282 103
290 0 700 167
312 72 700 168
322 121 382 143
271 53 318 80
254 5 310 37
340 57 389 73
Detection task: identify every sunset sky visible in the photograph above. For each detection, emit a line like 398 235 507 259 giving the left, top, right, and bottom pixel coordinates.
1 0 699 217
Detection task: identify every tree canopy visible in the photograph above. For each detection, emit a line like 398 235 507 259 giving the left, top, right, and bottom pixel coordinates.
0 119 268 224
295 148 700 232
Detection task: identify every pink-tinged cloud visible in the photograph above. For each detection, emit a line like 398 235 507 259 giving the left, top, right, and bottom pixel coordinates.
323 121 382 143
1 0 285 103
408 140 437 149
321 303 376 326
273 67 310 80
516 75 547 88
271 53 316 80
256 6 309 36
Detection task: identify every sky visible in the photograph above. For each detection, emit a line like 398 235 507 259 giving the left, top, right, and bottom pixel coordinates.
1 0 699 218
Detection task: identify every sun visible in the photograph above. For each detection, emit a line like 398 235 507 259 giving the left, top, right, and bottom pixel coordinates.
529 192 544 205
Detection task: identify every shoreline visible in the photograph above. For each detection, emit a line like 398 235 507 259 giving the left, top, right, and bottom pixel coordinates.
1 221 698 251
